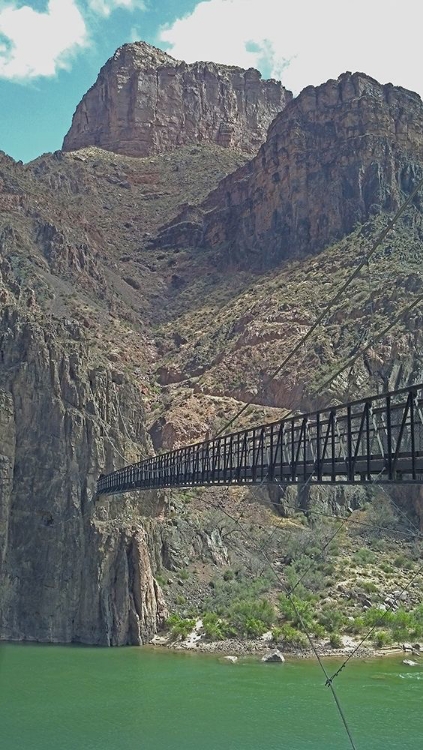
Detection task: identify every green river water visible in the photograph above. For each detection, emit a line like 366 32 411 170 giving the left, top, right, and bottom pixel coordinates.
0 643 421 749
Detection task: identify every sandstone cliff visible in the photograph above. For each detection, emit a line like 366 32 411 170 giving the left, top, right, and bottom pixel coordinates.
63 41 291 157
154 72 423 268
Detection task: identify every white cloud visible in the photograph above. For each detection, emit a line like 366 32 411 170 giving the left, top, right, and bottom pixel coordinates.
0 0 88 80
159 0 423 99
87 0 147 17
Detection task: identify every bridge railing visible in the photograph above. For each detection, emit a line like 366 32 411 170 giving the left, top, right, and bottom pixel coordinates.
97 383 423 495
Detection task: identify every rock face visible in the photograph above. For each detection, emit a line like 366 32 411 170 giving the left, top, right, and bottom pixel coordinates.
63 41 291 157
0 258 167 644
154 72 423 268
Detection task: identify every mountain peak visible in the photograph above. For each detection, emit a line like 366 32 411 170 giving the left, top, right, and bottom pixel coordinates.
62 41 292 158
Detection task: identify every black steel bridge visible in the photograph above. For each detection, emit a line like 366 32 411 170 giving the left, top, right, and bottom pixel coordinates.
97 384 423 496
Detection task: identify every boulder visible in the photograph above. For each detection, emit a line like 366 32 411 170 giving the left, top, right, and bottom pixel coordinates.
261 650 285 663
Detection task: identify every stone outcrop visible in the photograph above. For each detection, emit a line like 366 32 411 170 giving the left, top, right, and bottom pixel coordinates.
63 41 291 157
0 266 167 643
154 72 423 268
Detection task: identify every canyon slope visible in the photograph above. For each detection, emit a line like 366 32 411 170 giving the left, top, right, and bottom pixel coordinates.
1 44 423 646
155 72 423 267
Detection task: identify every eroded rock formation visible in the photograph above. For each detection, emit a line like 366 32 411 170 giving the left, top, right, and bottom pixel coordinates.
154 72 423 268
0 292 167 644
63 41 291 157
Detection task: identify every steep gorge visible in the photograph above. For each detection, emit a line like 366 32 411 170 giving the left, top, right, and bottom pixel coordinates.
2 45 423 645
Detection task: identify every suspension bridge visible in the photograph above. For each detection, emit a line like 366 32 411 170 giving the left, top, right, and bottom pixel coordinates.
97 383 423 496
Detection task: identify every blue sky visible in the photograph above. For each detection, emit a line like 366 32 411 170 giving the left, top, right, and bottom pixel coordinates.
0 0 422 163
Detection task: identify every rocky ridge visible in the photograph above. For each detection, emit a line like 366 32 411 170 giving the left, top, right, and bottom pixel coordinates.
154 72 423 268
63 41 291 157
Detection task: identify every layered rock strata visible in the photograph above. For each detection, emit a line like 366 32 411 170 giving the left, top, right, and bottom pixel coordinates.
154 72 423 268
63 41 291 157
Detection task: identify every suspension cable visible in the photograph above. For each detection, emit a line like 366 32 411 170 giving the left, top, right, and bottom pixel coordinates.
213 176 423 438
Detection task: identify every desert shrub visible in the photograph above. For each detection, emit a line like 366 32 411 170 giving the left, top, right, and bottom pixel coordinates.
167 615 196 639
366 496 401 535
226 598 275 637
346 616 365 634
373 630 392 648
318 607 347 633
363 607 423 642
312 623 327 639
271 626 283 643
285 556 327 594
329 633 343 649
360 580 378 594
393 554 413 570
363 607 392 628
278 594 315 629
202 612 226 641
353 548 376 565
380 563 394 574
204 573 272 614
278 624 308 648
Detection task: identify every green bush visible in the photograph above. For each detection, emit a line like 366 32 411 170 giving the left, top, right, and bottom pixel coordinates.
361 580 378 594
380 563 394 574
393 554 413 570
227 598 275 637
345 616 365 634
312 623 327 639
318 607 347 633
329 633 343 649
166 615 196 639
271 626 283 643
204 573 272 613
278 624 308 648
285 556 327 594
373 630 392 648
278 594 315 629
202 612 226 641
353 548 376 565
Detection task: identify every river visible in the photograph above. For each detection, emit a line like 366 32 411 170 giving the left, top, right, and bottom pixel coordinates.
0 643 421 749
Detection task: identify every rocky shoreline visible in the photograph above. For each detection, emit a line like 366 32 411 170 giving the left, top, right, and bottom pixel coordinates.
151 632 410 661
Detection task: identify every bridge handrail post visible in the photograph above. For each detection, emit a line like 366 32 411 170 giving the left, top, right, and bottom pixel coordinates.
386 395 393 480
316 412 322 482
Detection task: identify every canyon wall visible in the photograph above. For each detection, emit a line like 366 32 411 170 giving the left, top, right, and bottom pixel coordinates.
154 72 423 268
63 41 291 157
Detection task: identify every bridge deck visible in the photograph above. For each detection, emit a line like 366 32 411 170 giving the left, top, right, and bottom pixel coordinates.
97 384 423 496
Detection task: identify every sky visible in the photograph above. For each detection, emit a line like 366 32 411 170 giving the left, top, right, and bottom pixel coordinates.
0 0 422 163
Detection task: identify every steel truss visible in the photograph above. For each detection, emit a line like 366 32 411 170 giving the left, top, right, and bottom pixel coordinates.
97 384 423 496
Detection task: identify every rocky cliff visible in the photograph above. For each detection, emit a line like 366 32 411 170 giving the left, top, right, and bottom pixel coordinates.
63 42 291 157
0 116 260 645
154 72 423 268
3 53 423 648
0 254 169 644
